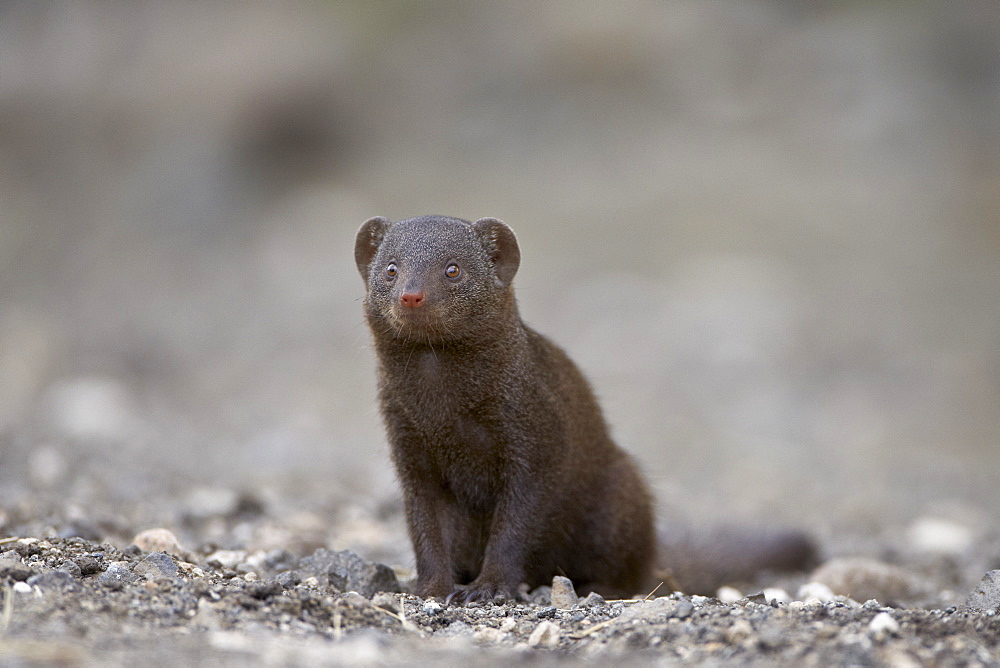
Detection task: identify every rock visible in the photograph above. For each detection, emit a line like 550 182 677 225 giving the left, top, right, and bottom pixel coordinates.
246 580 283 600
27 570 76 592
963 570 1000 612
869 611 900 639
671 599 694 619
275 570 301 589
205 549 247 570
98 562 136 589
797 582 836 603
907 517 974 556
763 588 791 605
132 528 186 557
75 556 102 576
550 576 578 609
579 591 606 608
12 582 32 594
0 552 34 581
717 586 743 604
527 620 560 648
422 599 443 615
296 548 400 597
618 597 693 623
133 552 178 580
809 558 927 605
58 559 83 578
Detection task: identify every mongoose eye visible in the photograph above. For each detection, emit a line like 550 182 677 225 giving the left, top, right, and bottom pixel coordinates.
385 263 397 279
445 264 461 279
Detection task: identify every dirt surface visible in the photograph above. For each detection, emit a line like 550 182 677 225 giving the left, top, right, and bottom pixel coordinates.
1 508 1000 666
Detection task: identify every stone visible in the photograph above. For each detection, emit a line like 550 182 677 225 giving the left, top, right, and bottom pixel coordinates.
579 591 606 608
75 556 102 576
295 548 400 597
550 576 579 609
27 570 76 592
58 559 83 578
206 549 248 569
717 586 742 604
963 570 1000 612
809 558 927 606
869 611 900 639
133 552 178 580
246 580 283 600
618 597 692 623
797 581 836 603
98 562 136 589
527 620 560 648
0 552 34 581
132 528 186 557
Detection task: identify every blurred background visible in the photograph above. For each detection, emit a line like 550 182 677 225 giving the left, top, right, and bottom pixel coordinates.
1 2 998 561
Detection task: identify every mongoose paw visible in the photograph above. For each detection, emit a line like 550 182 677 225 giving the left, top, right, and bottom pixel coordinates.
445 583 510 605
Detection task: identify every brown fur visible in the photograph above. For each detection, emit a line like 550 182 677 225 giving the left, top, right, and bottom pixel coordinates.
354 214 813 602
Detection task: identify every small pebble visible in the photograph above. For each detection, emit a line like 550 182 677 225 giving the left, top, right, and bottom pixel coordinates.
550 576 578 609
422 599 443 615
527 620 560 648
132 528 186 557
27 571 76 592
762 588 791 605
0 553 34 581
869 611 900 639
717 586 743 604
810 558 926 605
58 559 83 578
963 570 1000 612
98 562 136 589
579 591 606 608
76 557 102 576
133 552 178 580
536 606 557 619
206 549 248 569
275 571 301 589
12 582 32 594
246 580 282 599
798 582 836 603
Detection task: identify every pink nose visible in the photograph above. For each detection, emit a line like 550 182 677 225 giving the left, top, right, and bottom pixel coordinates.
400 291 425 308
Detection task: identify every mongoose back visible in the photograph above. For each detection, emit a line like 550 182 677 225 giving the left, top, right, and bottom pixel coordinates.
355 214 813 602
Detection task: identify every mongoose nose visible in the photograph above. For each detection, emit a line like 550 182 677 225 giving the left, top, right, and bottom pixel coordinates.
400 291 425 308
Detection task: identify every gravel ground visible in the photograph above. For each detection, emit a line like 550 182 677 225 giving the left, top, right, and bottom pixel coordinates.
2 503 1000 666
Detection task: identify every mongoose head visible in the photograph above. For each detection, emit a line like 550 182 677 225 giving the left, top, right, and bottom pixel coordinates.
354 215 520 344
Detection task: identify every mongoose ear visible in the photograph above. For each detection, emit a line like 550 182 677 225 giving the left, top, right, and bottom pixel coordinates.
355 216 391 282
472 217 520 287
